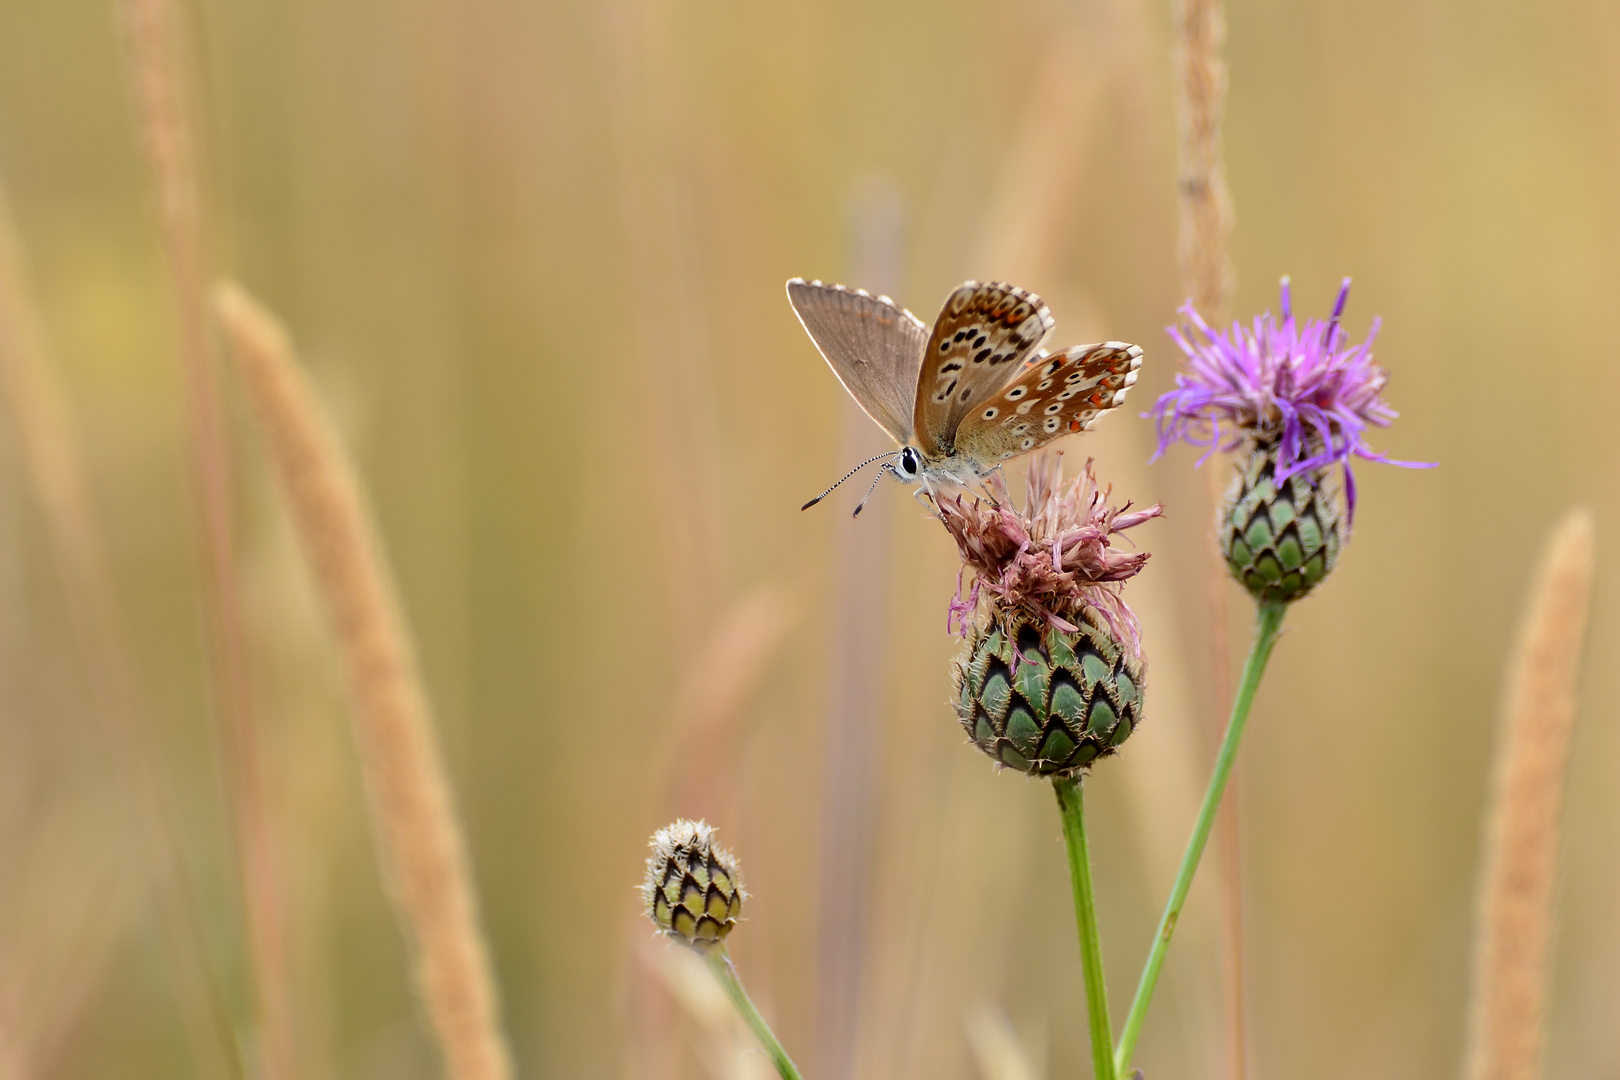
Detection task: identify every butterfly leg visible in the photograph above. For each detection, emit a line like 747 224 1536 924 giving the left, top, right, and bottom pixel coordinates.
984 464 1008 507
910 485 941 517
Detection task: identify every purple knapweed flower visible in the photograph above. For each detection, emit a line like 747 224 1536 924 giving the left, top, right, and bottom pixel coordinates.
1149 276 1432 523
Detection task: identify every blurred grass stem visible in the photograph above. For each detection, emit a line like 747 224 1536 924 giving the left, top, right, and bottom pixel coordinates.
1115 601 1285 1074
1463 510 1594 1080
1172 0 1233 318
813 183 901 1080
212 282 513 1080
1053 777 1116 1080
0 173 242 1080
1171 0 1243 1067
704 946 805 1080
116 0 295 1075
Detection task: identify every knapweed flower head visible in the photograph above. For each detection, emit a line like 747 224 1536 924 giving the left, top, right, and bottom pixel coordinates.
1149 276 1431 524
938 453 1162 658
644 819 743 949
941 454 1161 776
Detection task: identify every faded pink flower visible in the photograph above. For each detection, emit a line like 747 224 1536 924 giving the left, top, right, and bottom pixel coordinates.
937 453 1161 658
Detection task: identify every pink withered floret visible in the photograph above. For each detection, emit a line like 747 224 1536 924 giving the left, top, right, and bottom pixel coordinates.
938 453 1161 658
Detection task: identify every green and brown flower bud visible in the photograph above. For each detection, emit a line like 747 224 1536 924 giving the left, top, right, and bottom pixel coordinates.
643 820 743 949
1219 441 1343 605
954 604 1143 776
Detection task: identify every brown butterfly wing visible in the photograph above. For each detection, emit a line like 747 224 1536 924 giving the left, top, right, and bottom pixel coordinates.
913 282 1054 456
787 278 928 444
950 342 1144 463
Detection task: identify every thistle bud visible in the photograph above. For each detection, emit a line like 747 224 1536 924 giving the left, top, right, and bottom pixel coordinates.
1219 440 1343 604
643 820 743 949
954 604 1143 774
938 454 1160 777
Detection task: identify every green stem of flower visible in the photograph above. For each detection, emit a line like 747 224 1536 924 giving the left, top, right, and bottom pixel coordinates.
704 945 805 1080
1113 600 1287 1075
1054 775 1117 1080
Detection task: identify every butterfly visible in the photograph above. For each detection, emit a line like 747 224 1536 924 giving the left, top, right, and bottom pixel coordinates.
788 278 1142 513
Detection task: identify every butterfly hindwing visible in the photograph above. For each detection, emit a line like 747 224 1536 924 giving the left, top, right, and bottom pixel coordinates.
951 342 1143 462
787 278 928 444
913 282 1054 457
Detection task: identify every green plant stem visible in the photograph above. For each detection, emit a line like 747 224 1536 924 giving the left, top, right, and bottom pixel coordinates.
704 945 805 1080
1054 775 1117 1080
1114 600 1287 1075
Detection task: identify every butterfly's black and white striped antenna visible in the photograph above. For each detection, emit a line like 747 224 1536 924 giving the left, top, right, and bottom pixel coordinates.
850 463 895 518
801 451 895 512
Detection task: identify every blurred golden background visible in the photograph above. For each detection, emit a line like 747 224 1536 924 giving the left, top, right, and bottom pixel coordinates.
0 0 1615 1077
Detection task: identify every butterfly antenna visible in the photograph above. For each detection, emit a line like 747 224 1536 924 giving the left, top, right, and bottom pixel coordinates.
851 463 894 518
801 451 895 511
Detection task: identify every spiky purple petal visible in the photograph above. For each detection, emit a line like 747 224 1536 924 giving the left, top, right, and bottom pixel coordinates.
1148 276 1433 523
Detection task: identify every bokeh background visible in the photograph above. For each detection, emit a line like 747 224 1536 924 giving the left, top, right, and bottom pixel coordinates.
0 0 1617 1077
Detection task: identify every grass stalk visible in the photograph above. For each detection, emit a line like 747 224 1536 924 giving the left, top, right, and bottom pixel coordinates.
0 175 241 1078
1172 0 1242 1069
963 1003 1042 1080
1172 0 1234 321
115 1 294 1075
1053 777 1116 1080
212 281 514 1080
813 185 901 1080
703 946 805 1080
1463 510 1595 1080
1115 601 1285 1075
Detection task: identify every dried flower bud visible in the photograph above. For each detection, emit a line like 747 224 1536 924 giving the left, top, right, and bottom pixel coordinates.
643 820 743 949
939 455 1159 776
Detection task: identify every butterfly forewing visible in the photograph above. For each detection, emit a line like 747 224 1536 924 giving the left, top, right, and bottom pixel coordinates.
913 282 1054 457
951 342 1144 463
786 278 928 444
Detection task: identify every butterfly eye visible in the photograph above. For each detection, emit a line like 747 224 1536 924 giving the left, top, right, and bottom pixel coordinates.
898 447 921 477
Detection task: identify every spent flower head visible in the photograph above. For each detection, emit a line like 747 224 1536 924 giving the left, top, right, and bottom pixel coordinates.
1149 276 1432 523
938 453 1161 661
941 454 1160 775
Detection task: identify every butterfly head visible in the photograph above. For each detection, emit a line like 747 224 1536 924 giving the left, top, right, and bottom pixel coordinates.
801 445 929 517
895 446 923 482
